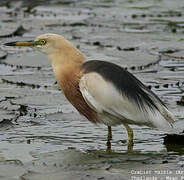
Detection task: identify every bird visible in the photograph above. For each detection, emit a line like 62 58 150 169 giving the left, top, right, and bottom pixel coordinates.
4 33 174 152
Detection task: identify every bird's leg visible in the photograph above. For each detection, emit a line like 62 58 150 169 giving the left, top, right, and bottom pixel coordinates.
108 126 112 140
106 126 112 152
122 123 134 153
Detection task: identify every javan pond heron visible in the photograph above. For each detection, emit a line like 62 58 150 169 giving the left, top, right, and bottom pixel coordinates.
5 33 174 152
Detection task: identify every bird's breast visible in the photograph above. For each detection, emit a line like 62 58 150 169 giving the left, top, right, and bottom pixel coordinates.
56 67 99 124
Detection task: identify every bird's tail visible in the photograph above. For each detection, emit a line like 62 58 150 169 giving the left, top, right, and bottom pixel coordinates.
150 97 175 130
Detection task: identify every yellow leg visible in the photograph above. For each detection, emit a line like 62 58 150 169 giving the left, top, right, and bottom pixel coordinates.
106 126 112 152
122 123 134 153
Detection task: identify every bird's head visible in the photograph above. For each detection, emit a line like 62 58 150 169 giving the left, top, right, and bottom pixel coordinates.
4 33 85 69
4 33 73 55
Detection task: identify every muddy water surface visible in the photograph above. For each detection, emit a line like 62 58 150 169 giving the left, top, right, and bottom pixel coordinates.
0 0 184 179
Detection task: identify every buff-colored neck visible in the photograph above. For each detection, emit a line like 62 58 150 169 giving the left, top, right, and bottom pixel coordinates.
48 45 85 91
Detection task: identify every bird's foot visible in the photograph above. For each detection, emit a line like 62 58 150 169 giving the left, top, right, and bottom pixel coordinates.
127 140 133 153
106 140 112 153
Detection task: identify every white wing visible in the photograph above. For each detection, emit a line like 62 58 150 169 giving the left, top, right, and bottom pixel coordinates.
79 72 173 129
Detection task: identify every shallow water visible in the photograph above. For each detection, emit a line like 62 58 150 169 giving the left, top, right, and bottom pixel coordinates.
0 0 184 179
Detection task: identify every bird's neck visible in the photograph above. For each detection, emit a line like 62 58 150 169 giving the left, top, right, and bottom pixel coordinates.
48 49 85 91
49 45 85 67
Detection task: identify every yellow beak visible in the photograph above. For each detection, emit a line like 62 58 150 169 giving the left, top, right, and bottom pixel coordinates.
4 40 35 47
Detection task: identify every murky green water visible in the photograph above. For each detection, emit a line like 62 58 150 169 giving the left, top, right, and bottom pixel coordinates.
0 0 184 179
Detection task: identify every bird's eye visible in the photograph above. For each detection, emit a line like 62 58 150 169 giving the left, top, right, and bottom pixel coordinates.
40 39 46 45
